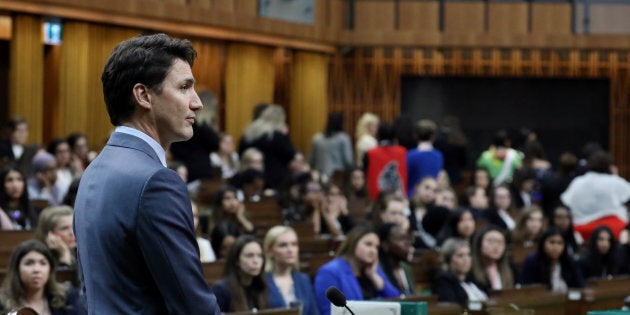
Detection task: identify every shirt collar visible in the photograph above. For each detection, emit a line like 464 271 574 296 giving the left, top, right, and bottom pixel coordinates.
114 126 167 167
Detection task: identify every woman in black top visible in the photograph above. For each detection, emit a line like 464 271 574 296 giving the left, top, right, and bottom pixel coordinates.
579 225 621 280
212 235 268 312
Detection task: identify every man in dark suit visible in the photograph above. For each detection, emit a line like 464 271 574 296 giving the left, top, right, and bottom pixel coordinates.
73 33 220 314
0 116 40 177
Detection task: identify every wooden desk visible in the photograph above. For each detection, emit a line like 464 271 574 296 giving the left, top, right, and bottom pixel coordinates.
566 276 630 315
488 285 566 315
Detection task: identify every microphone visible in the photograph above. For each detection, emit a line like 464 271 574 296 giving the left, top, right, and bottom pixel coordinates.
325 286 355 315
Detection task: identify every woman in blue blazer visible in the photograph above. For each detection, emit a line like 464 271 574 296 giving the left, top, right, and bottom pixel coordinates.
313 226 400 315
264 226 320 315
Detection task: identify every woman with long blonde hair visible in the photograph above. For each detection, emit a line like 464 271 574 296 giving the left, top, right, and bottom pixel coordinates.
354 113 379 167
239 105 296 191
264 226 320 315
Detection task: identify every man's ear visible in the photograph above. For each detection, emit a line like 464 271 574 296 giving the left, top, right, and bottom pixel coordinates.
132 83 151 110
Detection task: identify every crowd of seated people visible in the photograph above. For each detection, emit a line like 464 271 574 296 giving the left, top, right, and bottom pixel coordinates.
4 109 630 314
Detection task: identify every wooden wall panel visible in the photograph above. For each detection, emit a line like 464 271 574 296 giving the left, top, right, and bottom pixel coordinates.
224 43 274 143
589 4 630 34
58 22 138 150
444 2 485 33
488 2 528 34
190 38 225 129
398 2 440 32
531 3 572 34
327 0 347 29
43 45 61 146
353 1 395 31
9 15 44 145
0 15 11 40
212 0 235 12
329 48 630 178
289 51 328 155
234 0 257 16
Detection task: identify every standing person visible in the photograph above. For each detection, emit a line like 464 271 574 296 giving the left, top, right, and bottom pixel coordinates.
561 150 630 241
309 112 353 179
264 226 320 315
73 33 220 314
239 104 296 191
476 130 522 187
406 119 443 197
170 90 220 182
355 113 379 167
364 122 407 201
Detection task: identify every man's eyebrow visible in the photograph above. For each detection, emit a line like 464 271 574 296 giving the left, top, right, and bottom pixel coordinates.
180 78 195 85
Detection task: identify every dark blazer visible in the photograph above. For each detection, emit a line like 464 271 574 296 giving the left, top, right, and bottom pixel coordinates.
170 122 219 182
521 252 585 289
239 131 296 190
0 139 40 177
73 132 219 314
432 271 469 307
266 271 321 315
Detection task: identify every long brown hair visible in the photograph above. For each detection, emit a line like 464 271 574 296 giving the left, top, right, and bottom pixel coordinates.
223 235 268 312
470 226 514 289
0 240 67 310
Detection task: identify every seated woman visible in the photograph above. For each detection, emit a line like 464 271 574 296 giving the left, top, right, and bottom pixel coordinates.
521 227 584 292
470 226 517 292
1 166 34 230
344 168 372 226
34 206 76 269
579 225 621 280
210 133 240 180
377 223 416 297
313 225 400 315
263 226 320 315
511 206 545 248
315 183 353 237
0 240 85 314
212 235 268 312
436 208 477 246
433 238 488 307
549 204 583 260
211 185 254 235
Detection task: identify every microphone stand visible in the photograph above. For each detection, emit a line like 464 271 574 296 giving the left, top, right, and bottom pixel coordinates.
344 305 356 315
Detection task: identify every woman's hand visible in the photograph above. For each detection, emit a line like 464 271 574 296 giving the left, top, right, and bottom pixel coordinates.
364 256 385 291
47 232 73 265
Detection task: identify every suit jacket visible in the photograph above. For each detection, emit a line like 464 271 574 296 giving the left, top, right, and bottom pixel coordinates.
266 271 321 315
432 271 469 307
0 139 40 177
73 132 220 314
313 257 400 315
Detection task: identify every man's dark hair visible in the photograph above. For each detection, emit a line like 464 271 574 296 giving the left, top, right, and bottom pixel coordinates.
324 112 344 137
377 122 395 142
587 150 613 174
101 33 197 126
